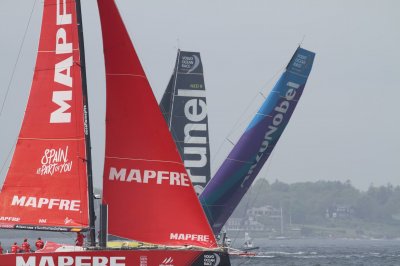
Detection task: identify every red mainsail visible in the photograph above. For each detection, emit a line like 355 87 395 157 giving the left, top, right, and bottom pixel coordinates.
98 0 217 248
0 0 90 231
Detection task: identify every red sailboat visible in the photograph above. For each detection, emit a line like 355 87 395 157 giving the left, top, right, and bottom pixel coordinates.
0 0 230 265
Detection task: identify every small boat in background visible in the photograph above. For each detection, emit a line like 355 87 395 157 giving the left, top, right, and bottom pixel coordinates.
242 232 259 251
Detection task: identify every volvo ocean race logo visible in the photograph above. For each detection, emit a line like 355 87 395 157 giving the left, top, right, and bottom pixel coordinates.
203 253 221 266
36 146 72 176
180 54 200 73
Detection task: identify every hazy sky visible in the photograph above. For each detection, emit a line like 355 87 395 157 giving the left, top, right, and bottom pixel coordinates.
0 0 399 191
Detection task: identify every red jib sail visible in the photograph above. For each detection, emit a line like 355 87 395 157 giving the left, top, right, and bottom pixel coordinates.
98 0 217 248
0 0 89 231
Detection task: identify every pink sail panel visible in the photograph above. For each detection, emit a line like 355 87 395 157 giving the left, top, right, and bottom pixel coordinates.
0 0 89 231
97 0 216 248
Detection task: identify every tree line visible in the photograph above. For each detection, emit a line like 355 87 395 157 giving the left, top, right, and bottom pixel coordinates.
233 179 400 226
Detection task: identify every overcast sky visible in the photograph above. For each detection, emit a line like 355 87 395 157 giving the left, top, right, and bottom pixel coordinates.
0 0 399 191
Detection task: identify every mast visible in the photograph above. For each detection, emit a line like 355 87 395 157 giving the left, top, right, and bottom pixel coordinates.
159 50 180 127
168 49 181 130
75 0 96 246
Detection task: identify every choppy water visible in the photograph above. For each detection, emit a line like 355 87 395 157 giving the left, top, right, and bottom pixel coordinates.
230 238 400 266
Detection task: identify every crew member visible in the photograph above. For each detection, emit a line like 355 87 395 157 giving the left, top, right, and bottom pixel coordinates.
75 232 85 247
11 242 20 254
35 237 44 250
21 239 31 253
0 242 3 254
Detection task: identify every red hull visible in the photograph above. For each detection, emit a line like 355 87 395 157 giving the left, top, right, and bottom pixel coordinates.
0 249 230 266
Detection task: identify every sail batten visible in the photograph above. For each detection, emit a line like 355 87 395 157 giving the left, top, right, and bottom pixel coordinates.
200 47 315 234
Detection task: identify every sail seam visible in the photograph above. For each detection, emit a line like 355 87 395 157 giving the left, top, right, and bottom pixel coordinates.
106 74 146 78
255 113 271 117
287 70 308 78
39 48 79 53
176 72 203 76
226 158 253 164
19 137 85 141
105 156 184 165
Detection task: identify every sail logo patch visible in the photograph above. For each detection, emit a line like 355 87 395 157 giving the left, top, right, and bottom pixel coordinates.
160 257 174 266
36 146 73 176
64 217 73 225
11 196 81 211
0 216 20 222
108 167 190 187
169 233 210 242
241 81 300 188
177 87 209 194
50 0 74 124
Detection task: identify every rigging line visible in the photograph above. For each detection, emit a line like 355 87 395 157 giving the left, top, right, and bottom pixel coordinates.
0 0 38 116
210 64 285 170
105 156 183 165
299 34 306 47
168 50 180 129
226 138 235 146
259 64 286 96
0 137 17 179
231 150 278 246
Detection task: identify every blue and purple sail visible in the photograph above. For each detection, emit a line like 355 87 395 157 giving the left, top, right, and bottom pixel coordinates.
199 47 315 234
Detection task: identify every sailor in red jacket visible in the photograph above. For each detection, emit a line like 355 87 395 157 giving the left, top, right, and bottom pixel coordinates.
0 242 3 254
21 239 31 253
11 242 20 253
35 237 44 250
75 232 85 247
